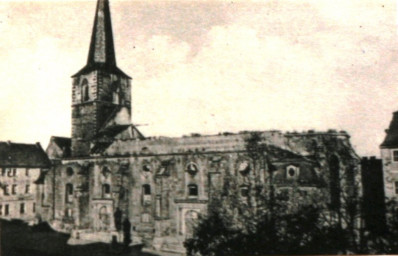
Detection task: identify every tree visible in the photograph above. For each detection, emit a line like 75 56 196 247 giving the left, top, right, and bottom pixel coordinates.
185 132 367 255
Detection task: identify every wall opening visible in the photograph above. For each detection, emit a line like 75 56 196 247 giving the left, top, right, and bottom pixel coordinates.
188 184 198 197
81 79 89 102
102 184 111 198
65 183 73 203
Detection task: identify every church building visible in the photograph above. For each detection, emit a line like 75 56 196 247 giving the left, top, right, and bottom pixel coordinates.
44 0 360 253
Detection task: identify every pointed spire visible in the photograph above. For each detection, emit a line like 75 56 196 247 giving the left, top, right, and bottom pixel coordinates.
73 0 130 78
87 0 116 66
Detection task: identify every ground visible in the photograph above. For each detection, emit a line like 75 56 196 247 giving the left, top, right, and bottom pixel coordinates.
0 219 181 256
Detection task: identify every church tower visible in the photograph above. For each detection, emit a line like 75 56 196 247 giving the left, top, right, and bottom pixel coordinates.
71 0 132 156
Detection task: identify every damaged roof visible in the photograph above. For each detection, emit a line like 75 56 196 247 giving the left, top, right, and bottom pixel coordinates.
51 136 71 151
93 124 132 140
267 145 310 162
0 141 51 168
90 124 145 154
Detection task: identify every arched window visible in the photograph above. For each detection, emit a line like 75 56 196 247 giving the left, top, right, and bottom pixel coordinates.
143 184 151 195
99 206 109 230
102 184 111 198
81 79 89 102
329 155 340 210
99 206 107 216
65 208 73 218
112 81 121 104
142 184 151 204
65 183 73 203
346 166 356 196
188 184 198 197
184 210 199 238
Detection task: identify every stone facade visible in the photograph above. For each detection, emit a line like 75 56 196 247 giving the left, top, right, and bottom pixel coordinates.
0 142 51 224
43 0 361 253
71 70 131 156
46 131 360 251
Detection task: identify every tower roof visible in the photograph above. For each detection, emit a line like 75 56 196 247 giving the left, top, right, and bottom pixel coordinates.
73 0 130 78
381 111 398 148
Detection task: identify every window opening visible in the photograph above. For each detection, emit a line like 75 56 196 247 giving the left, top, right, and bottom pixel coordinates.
65 183 73 203
393 150 398 162
186 163 198 176
188 184 198 197
81 79 89 102
240 186 249 197
143 184 151 195
3 185 9 196
102 184 111 198
5 204 9 215
12 184 17 195
66 167 74 176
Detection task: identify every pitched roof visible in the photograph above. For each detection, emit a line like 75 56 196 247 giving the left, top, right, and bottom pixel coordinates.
381 111 398 148
94 124 132 140
52 136 71 150
51 136 71 158
267 145 308 162
0 142 51 168
72 0 130 78
91 141 114 154
90 124 145 154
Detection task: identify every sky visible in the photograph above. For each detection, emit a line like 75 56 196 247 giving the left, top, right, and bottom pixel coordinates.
0 0 396 157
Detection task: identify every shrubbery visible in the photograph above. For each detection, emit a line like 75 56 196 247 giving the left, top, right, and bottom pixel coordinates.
184 132 397 255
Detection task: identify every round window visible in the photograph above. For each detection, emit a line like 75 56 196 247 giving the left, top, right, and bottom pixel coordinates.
102 167 110 177
288 168 296 177
186 163 198 176
238 161 250 175
142 164 151 172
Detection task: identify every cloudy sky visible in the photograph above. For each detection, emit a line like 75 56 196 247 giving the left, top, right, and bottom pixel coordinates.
0 0 396 156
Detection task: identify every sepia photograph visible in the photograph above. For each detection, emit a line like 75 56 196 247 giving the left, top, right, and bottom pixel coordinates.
0 0 396 255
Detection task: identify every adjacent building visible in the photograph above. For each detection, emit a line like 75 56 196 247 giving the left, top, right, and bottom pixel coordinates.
381 111 398 198
42 0 361 253
0 141 50 224
361 157 386 234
